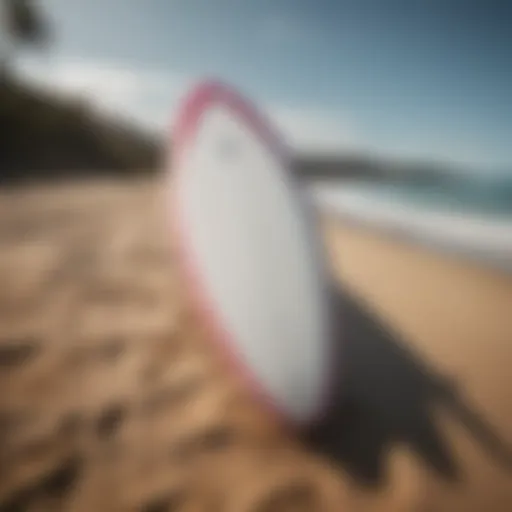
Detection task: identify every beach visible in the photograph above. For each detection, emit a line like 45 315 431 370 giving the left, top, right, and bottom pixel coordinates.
0 178 344 511
0 177 510 511
318 214 512 511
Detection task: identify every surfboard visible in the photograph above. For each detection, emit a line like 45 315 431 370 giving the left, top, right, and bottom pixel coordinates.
167 80 335 426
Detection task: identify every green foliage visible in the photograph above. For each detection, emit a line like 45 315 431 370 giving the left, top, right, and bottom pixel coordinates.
3 0 49 46
0 77 161 184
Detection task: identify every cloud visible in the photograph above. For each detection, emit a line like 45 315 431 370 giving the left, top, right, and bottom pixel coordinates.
269 105 361 155
16 56 359 154
16 56 193 131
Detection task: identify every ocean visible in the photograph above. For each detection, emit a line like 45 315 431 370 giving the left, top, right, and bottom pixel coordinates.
310 173 512 272
354 177 512 219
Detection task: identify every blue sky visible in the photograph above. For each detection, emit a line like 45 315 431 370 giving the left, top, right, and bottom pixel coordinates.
14 0 512 170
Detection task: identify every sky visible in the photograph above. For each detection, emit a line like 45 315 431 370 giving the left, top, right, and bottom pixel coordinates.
10 0 512 170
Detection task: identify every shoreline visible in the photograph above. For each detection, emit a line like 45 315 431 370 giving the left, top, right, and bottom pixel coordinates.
311 183 512 274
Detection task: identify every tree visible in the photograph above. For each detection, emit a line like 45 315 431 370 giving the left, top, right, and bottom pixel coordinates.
5 0 48 44
1 0 51 77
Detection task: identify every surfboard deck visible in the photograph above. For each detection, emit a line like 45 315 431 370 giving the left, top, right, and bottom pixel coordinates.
167 80 334 426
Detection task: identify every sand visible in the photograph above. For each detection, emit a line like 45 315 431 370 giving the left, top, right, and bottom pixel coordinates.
319 216 512 511
0 177 510 511
0 178 345 512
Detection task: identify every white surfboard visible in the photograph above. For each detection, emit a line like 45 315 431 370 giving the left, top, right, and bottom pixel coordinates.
167 80 334 426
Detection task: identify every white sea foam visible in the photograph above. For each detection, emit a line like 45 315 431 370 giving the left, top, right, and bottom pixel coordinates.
310 181 512 272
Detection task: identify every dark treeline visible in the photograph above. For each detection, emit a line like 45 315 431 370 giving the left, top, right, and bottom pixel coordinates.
0 0 160 185
293 153 455 184
0 75 161 184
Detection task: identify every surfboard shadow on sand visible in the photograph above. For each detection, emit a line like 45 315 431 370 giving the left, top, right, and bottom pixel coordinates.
304 287 512 487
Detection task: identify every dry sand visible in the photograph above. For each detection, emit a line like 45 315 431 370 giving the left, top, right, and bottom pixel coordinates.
0 177 510 511
319 216 512 511
0 178 344 512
